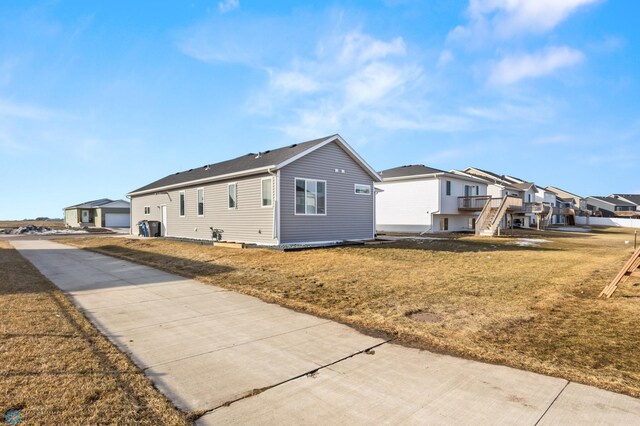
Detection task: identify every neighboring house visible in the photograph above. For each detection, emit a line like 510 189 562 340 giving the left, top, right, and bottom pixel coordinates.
375 165 489 233
127 134 381 245
63 199 131 228
546 186 587 210
586 196 639 217
610 194 640 211
544 186 586 225
463 168 547 228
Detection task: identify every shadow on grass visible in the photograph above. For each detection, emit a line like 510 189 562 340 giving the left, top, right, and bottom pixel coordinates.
81 243 235 280
367 239 562 253
0 245 234 296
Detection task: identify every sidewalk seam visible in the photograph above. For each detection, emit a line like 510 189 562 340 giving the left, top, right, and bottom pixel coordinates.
191 339 392 421
534 380 570 425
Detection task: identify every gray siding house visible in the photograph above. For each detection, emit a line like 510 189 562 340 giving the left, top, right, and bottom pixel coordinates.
128 135 381 245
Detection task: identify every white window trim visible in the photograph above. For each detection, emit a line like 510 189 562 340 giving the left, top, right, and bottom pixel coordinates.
228 182 238 209
143 206 150 215
261 177 273 208
294 177 327 216
445 180 452 196
196 187 205 217
354 184 371 195
179 190 186 217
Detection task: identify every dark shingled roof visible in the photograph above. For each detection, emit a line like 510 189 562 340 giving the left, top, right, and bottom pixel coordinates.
613 194 640 206
589 196 637 207
379 164 445 179
130 135 336 194
65 198 113 209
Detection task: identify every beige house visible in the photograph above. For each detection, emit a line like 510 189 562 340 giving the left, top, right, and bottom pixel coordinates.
63 199 131 228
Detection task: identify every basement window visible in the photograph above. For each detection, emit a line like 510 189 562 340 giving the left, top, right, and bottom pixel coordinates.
144 206 150 215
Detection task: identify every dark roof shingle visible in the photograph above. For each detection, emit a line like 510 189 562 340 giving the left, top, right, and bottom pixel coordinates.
379 165 445 179
130 135 336 194
613 194 640 206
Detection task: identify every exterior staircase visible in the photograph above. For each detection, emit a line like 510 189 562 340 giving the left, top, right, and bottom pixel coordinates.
476 195 523 237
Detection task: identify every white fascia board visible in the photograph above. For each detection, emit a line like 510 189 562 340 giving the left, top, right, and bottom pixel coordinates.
447 170 491 184
127 165 276 197
276 134 383 182
381 173 443 182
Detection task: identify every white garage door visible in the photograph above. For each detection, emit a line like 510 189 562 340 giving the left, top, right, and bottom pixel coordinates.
105 213 130 227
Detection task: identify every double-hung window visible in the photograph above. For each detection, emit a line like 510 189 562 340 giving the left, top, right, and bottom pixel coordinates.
197 188 204 216
295 178 326 215
261 178 273 207
179 191 185 217
143 206 150 215
228 183 237 209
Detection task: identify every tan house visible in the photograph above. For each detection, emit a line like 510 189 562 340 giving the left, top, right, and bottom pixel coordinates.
63 199 131 228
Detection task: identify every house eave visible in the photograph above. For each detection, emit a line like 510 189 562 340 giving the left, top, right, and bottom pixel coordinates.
127 165 277 197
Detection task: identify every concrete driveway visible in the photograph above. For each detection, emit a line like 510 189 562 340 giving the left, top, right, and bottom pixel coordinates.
11 240 640 425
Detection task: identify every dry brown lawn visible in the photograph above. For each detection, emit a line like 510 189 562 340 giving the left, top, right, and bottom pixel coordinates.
0 241 190 425
59 228 640 398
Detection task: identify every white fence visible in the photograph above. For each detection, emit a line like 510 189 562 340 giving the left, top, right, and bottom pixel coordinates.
575 216 640 228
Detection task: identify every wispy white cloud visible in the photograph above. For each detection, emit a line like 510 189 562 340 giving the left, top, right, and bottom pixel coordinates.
218 0 239 14
451 0 601 41
269 70 322 94
489 46 584 85
0 99 57 120
437 50 454 68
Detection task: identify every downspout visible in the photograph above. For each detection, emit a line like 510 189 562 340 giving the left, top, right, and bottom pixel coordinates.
126 194 132 235
267 168 278 243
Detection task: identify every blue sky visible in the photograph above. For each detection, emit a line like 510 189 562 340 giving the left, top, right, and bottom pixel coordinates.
0 0 638 219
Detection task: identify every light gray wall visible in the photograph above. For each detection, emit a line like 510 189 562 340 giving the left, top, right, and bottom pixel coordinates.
131 173 276 244
279 141 375 243
64 209 78 227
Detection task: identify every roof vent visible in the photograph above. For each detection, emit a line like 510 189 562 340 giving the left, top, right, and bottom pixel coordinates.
289 144 297 148
204 165 210 171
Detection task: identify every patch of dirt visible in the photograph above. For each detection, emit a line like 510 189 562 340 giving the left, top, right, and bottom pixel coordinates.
407 311 444 323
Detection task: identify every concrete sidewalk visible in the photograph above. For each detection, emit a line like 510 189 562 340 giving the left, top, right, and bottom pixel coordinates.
11 240 640 425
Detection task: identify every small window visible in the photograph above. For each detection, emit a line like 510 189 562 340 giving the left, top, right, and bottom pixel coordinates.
179 191 185 217
440 217 449 231
261 178 273 207
197 188 204 216
354 184 371 195
446 181 451 196
144 206 150 215
295 178 326 215
228 183 237 209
